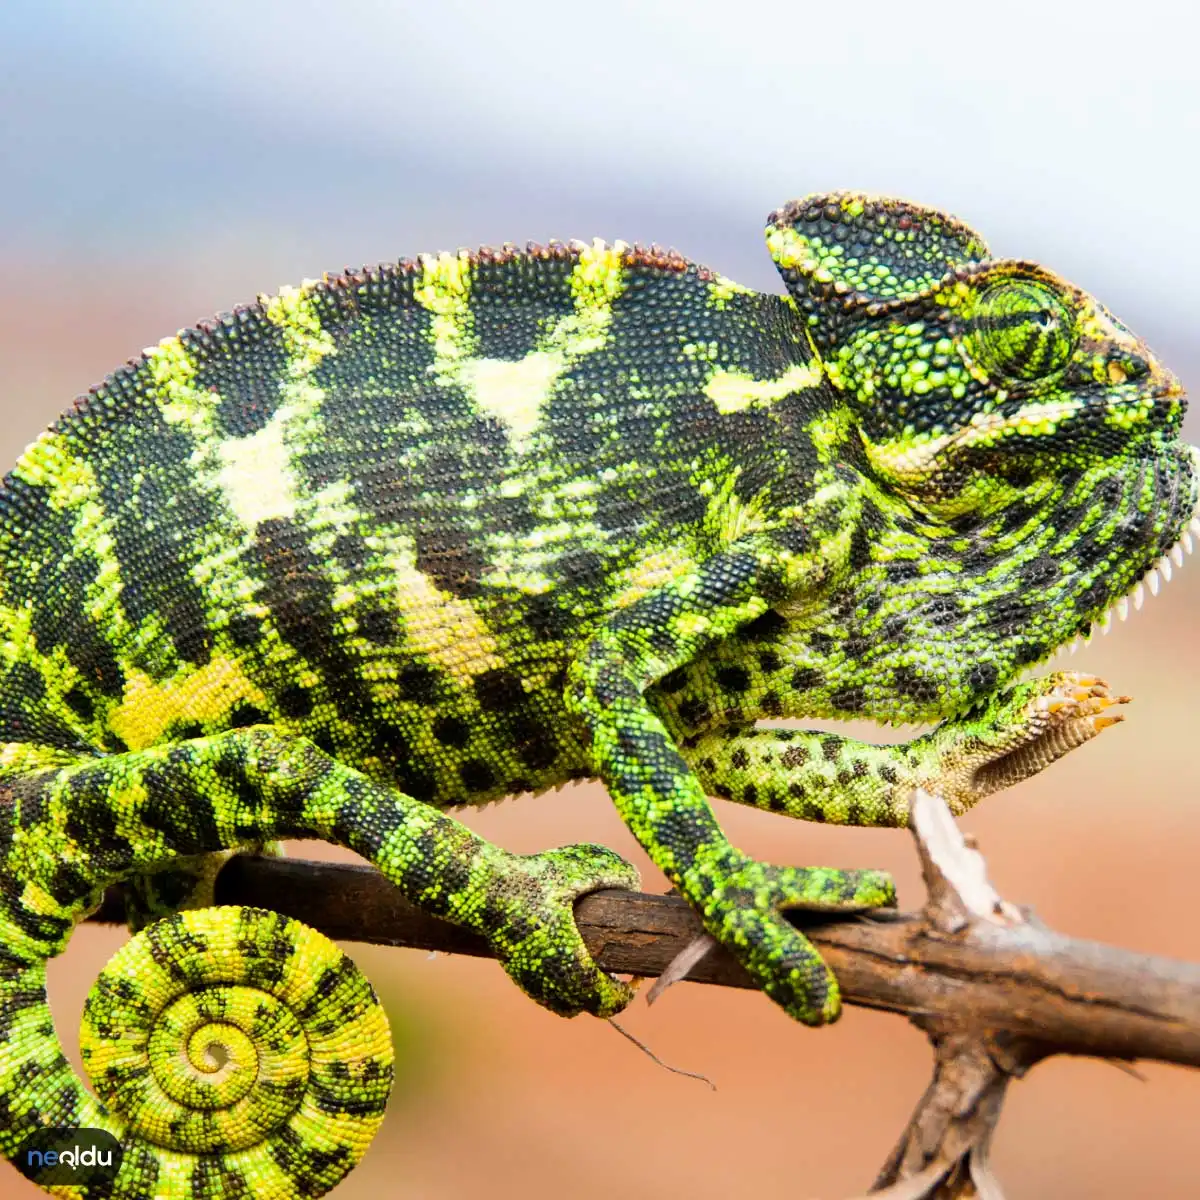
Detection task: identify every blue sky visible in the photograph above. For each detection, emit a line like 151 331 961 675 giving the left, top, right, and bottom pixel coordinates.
2 0 1196 379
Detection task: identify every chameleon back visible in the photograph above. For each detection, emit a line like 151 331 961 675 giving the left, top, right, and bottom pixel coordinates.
0 242 825 806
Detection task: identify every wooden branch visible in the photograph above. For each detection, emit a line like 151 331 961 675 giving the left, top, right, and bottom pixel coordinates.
84 787 1200 1200
87 844 1200 1070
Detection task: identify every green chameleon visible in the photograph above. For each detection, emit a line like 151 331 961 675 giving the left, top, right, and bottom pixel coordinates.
0 192 1195 1198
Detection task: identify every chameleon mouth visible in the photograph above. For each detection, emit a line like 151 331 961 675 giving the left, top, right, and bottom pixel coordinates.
1065 443 1200 656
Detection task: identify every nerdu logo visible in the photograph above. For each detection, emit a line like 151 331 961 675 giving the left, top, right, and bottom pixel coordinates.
18 1128 123 1186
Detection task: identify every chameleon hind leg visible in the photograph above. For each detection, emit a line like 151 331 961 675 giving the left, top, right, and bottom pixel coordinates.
0 727 637 1197
684 672 1129 825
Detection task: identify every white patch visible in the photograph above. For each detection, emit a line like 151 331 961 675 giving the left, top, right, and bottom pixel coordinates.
704 362 822 414
461 352 565 450
216 411 297 528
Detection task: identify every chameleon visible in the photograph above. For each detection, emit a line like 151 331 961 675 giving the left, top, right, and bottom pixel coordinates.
0 190 1196 1198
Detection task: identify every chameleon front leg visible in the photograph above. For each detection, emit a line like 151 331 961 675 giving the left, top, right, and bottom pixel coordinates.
566 533 894 1027
685 672 1129 826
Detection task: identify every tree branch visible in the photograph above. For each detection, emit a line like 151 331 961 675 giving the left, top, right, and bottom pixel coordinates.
83 787 1200 1198
87 841 1200 1070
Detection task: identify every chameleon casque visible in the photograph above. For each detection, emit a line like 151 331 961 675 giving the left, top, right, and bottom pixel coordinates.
0 191 1196 1197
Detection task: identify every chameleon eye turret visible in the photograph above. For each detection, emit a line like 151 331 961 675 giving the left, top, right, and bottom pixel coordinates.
966 277 1076 382
0 191 1194 1197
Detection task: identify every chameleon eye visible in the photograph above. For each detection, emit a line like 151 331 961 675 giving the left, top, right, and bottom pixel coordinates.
969 280 1075 382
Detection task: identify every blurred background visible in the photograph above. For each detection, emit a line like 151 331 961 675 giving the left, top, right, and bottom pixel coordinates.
1 2 1197 1196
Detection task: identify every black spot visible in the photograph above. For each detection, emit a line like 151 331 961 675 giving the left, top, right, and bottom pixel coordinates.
227 613 264 647
715 665 751 693
926 596 963 628
736 609 787 641
525 592 570 640
195 315 291 438
780 744 809 769
414 526 488 600
432 715 470 748
893 665 936 700
1014 640 1048 665
658 667 689 693
742 783 758 806
848 523 872 570
277 685 313 719
357 607 398 645
773 524 812 554
557 548 606 587
517 729 559 773
999 499 1037 534
757 650 781 673
329 533 370 571
398 664 439 704
62 687 94 722
229 703 269 729
820 736 840 762
842 635 870 662
986 596 1029 635
1020 555 1060 588
790 667 822 691
730 747 750 770
760 691 783 717
43 861 96 908
473 669 524 712
966 662 999 693
829 685 865 711
885 560 921 583
460 759 496 793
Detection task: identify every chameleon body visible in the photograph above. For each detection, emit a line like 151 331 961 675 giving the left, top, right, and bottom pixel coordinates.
0 192 1195 1197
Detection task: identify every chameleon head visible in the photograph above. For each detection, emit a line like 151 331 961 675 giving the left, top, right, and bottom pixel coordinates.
768 192 1198 638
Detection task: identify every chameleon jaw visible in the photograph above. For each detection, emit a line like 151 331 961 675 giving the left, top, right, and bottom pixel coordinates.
1067 445 1200 655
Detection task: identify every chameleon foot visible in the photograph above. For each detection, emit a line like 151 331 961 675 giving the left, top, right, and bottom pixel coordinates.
479 843 641 1018
697 856 895 1025
919 670 1131 813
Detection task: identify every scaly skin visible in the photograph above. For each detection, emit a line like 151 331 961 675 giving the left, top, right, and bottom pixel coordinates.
0 193 1194 1196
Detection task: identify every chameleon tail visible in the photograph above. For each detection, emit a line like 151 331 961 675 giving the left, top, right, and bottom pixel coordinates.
0 910 392 1199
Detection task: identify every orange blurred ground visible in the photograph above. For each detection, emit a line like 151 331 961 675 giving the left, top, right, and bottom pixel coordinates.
1 270 1198 1199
